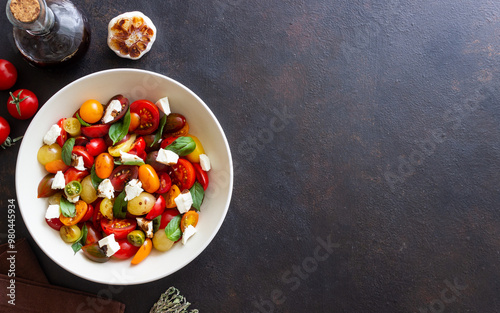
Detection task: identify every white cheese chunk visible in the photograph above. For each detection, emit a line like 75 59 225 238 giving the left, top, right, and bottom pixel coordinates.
43 124 62 145
181 225 197 245
125 179 143 201
199 154 211 171
67 195 80 203
156 149 179 165
45 204 61 219
174 191 193 214
51 171 66 189
98 179 115 199
102 99 122 124
155 97 171 116
74 155 86 171
98 234 121 257
120 151 144 163
136 217 154 238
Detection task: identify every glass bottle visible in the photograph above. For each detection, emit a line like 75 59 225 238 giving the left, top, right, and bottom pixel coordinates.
6 0 90 67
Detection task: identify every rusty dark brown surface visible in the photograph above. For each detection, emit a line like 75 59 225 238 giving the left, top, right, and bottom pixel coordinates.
1 0 500 312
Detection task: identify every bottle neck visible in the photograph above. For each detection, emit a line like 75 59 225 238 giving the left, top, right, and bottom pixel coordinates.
6 0 54 36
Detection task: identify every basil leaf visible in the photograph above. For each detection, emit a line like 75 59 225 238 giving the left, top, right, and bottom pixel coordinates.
109 108 131 145
164 136 196 156
190 182 204 211
165 215 182 241
61 137 75 166
60 197 76 217
71 223 88 254
76 112 91 127
152 215 162 233
90 164 103 190
115 160 145 166
151 115 167 147
113 190 128 219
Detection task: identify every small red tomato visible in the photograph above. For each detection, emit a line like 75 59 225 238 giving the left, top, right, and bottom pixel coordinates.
86 138 107 156
0 116 11 145
0 60 17 90
7 89 38 120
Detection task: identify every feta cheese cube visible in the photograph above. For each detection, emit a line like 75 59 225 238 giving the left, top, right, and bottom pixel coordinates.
156 149 179 165
43 124 62 145
181 225 197 245
120 151 144 163
125 179 143 201
155 97 171 116
102 99 122 124
45 204 61 219
98 179 115 199
136 217 154 238
74 155 86 171
51 171 66 189
67 195 80 203
174 191 193 214
98 234 121 257
199 154 211 171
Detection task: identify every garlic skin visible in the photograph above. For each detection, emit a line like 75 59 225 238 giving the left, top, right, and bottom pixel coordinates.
107 11 157 60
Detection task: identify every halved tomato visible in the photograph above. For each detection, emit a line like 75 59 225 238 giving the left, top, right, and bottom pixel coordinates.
81 124 111 138
145 195 166 220
81 203 94 223
102 95 130 124
157 172 172 194
169 158 196 190
159 209 180 229
160 136 178 149
101 218 137 240
72 146 94 169
130 100 160 135
60 200 88 226
64 168 89 184
109 165 139 191
82 243 109 263
56 118 67 147
112 239 140 260
46 217 64 231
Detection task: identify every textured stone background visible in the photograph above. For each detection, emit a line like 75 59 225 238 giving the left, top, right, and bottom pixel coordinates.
1 0 500 312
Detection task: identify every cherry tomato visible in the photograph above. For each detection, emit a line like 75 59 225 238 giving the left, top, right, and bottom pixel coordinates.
82 243 110 263
193 163 209 190
60 200 88 226
157 172 172 194
165 185 181 209
74 136 89 146
0 116 10 145
81 124 111 138
44 159 69 174
108 134 137 157
7 89 38 120
143 134 161 152
92 199 103 230
138 164 160 193
102 95 129 124
81 203 94 223
159 209 180 229
128 137 146 158
169 159 196 190
160 136 178 149
72 146 94 169
185 134 205 163
95 152 114 179
131 238 152 265
86 138 107 156
37 143 62 165
129 112 140 132
79 99 103 124
101 218 137 240
37 173 58 198
63 117 81 136
180 210 199 232
130 100 160 135
64 168 89 184
64 181 82 198
145 195 166 220
0 60 17 90
84 221 102 245
109 165 139 191
162 113 186 135
46 217 64 231
112 239 140 260
56 118 67 147
145 151 169 172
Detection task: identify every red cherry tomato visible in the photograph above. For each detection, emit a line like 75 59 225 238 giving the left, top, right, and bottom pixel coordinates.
169 158 196 190
64 168 89 184
0 59 17 90
72 146 94 169
130 100 160 135
109 165 139 191
84 221 103 245
101 218 137 240
0 116 11 145
160 136 178 149
157 172 171 194
74 136 89 146
92 199 103 230
45 217 63 231
81 124 111 138
159 209 180 229
128 137 146 159
112 239 140 260
193 163 209 190
7 89 38 120
85 138 107 156
80 203 94 223
56 118 67 147
145 195 166 220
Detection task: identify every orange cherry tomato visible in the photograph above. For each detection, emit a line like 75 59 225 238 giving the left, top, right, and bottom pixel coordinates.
44 159 70 174
79 99 103 124
60 200 88 226
165 185 181 208
95 152 114 179
138 164 160 193
131 238 152 265
180 211 199 232
129 112 141 132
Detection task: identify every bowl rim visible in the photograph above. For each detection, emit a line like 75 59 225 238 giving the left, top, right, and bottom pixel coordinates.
15 68 233 284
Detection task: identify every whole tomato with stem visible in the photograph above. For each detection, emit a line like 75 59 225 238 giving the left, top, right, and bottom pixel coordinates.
7 89 38 120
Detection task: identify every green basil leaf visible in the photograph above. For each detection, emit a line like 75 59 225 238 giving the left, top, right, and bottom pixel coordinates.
76 112 91 127
122 160 145 166
152 215 162 233
61 137 75 166
165 215 182 241
151 115 167 147
113 190 128 219
90 164 103 190
60 197 76 217
109 108 131 145
164 136 196 156
71 223 88 254
190 182 204 211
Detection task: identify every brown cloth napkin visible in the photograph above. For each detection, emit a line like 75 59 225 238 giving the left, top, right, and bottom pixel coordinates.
0 238 126 313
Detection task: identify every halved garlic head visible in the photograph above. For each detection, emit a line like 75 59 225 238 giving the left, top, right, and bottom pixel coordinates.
107 11 157 60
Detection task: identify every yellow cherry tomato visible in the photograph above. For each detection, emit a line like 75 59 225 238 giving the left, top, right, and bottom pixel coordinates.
185 134 205 163
180 211 199 232
63 117 81 136
79 99 103 124
95 152 114 179
100 198 114 220
131 238 152 265
108 134 137 157
37 143 62 166
165 184 181 208
138 164 160 193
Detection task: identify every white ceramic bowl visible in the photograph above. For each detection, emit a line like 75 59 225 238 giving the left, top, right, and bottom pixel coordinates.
16 69 233 285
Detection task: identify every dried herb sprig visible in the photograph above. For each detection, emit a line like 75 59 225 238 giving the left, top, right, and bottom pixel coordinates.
149 287 199 313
